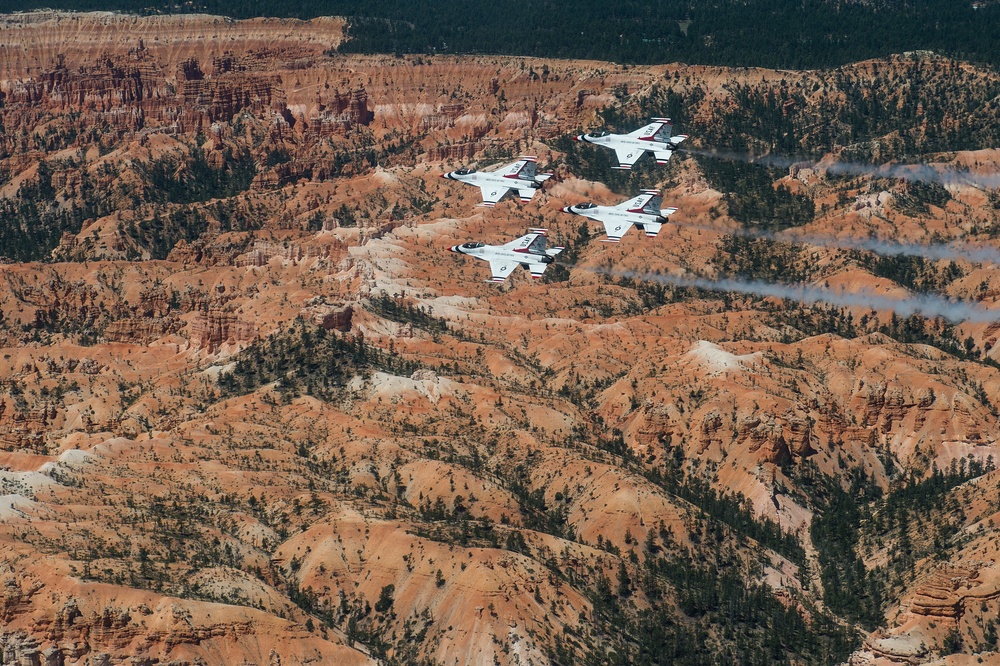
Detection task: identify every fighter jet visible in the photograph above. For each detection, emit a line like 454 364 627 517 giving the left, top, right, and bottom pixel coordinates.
449 230 564 282
574 118 687 170
441 156 553 207
561 190 677 243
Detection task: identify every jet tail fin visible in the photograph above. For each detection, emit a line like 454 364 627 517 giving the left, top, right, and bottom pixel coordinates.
527 234 549 255
641 190 664 215
651 118 675 143
512 156 537 180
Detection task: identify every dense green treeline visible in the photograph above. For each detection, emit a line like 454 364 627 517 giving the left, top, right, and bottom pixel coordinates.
217 319 420 401
804 468 887 630
698 158 815 230
3 0 1000 69
0 146 257 262
578 507 855 666
806 456 997 635
713 235 806 282
0 160 110 262
136 147 257 206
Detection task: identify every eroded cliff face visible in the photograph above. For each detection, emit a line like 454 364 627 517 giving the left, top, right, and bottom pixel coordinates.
0 12 345 80
2 10 1000 666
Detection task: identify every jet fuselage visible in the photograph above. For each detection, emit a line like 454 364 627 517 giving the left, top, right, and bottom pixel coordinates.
562 203 666 226
442 170 541 193
449 242 554 265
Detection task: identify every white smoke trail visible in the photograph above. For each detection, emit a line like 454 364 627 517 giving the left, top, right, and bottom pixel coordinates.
677 222 1000 266
598 268 1000 323
669 147 1000 263
686 147 1000 190
787 232 1000 265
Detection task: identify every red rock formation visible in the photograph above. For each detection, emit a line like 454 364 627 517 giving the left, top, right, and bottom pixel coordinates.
303 303 353 332
907 565 980 619
103 317 184 344
189 307 257 352
424 140 489 161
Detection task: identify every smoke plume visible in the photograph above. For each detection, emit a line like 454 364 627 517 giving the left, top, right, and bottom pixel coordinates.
685 147 1000 190
599 268 1000 323
671 222 1000 266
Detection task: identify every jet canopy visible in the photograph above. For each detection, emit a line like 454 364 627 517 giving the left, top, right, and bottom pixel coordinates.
454 168 476 175
586 131 609 138
460 242 485 249
575 202 597 209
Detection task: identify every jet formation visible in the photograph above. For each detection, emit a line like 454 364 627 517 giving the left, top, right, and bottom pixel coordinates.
574 118 687 170
442 156 553 207
561 190 677 243
450 231 564 282
444 119 686 283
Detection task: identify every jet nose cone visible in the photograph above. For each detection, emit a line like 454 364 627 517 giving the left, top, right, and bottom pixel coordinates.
561 206 573 213
573 135 582 142
440 173 449 179
449 245 459 253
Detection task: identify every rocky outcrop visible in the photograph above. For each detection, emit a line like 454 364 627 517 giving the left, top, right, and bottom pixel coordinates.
0 12 345 80
189 307 256 352
907 564 981 619
0 401 57 451
0 575 372 666
303 303 353 332
784 413 817 457
857 634 929 665
424 141 489 161
236 240 342 267
699 410 725 453
738 414 791 465
103 317 184 344
1 43 372 147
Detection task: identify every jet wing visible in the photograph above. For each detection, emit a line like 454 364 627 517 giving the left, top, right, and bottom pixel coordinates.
601 220 634 243
479 185 510 207
487 258 516 282
613 148 644 170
